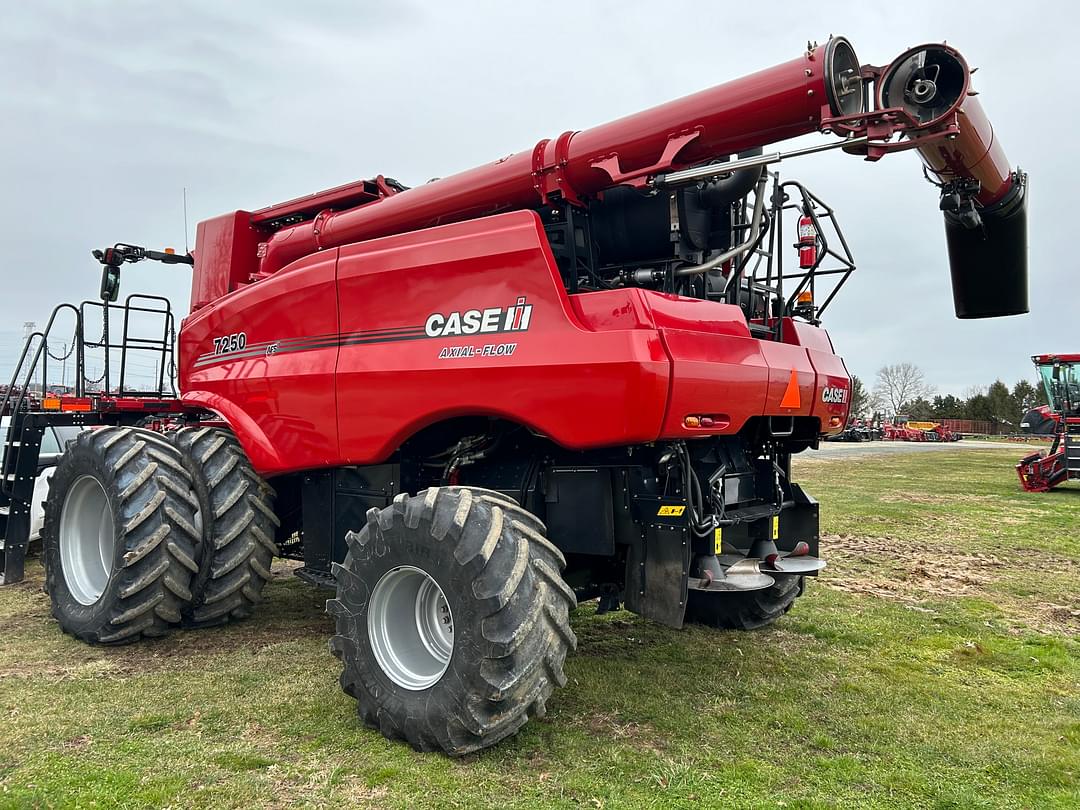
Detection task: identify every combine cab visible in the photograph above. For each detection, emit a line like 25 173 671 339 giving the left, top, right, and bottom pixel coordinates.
1 36 1028 755
1017 355 1080 491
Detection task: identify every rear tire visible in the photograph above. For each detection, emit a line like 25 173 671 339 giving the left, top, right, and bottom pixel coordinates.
42 427 200 644
329 486 577 756
172 427 279 627
684 575 804 630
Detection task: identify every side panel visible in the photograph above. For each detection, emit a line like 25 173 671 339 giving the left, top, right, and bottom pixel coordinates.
783 319 851 433
334 212 671 464
759 342 818 417
179 251 340 475
659 329 771 435
807 349 851 432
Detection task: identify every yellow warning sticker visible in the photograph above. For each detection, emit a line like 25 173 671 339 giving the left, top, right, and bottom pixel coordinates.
657 505 686 517
714 526 723 555
772 515 780 540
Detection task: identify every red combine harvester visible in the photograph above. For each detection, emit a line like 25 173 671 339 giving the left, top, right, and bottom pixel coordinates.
1017 355 1079 491
1 37 1027 754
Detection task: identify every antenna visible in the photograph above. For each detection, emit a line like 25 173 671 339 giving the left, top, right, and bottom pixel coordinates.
183 187 190 254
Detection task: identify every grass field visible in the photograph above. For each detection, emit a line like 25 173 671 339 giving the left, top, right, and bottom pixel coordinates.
0 447 1077 808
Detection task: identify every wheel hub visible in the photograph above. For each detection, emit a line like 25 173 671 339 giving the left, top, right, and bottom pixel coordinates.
59 475 116 605
368 565 454 690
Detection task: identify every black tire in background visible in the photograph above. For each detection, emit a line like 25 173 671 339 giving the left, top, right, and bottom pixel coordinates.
42 427 200 644
329 487 577 756
684 575 804 630
172 427 279 626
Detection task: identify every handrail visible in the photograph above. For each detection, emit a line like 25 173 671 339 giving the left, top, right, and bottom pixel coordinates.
1 296 178 422
0 304 82 418
79 298 177 397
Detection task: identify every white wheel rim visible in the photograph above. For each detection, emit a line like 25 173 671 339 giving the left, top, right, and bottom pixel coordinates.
368 566 454 690
59 475 116 605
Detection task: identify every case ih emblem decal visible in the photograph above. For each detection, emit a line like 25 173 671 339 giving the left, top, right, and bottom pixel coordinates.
822 386 848 404
425 296 533 338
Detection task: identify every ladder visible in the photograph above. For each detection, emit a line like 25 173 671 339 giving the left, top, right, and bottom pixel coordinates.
1065 419 1080 480
0 410 44 584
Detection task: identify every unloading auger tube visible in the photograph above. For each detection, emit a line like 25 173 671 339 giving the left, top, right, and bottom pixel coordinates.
189 35 1028 320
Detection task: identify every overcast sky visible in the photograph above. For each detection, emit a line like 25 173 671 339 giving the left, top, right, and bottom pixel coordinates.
1 1 1075 394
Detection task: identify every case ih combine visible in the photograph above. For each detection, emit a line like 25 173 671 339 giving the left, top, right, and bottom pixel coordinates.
1017 355 1079 491
1 37 1027 754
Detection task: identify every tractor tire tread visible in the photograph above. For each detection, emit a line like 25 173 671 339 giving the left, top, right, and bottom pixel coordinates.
684 574 805 630
172 427 278 627
331 486 575 756
42 427 199 645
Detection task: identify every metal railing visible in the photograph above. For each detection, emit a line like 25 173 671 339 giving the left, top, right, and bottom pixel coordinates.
0 295 177 419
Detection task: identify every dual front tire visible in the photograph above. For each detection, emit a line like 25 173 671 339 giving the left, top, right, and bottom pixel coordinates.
42 426 276 644
43 428 200 643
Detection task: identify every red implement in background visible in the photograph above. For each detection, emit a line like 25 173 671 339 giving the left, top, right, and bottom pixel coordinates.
1017 354 1080 492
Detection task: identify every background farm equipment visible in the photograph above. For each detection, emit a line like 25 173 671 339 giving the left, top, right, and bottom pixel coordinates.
883 418 961 442
1017 354 1080 491
825 418 881 442
1 36 1027 755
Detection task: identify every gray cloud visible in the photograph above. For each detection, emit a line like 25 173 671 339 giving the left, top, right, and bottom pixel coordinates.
1 0 1075 393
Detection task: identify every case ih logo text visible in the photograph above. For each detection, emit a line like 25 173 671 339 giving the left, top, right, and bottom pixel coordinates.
822 386 848 404
425 296 533 338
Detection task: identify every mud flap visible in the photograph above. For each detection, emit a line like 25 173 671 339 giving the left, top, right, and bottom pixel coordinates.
624 524 690 628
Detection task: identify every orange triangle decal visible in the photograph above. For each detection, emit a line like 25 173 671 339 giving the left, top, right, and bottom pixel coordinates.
780 369 801 409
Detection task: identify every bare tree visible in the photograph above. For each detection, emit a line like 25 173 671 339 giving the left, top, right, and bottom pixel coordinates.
962 384 986 401
874 363 935 416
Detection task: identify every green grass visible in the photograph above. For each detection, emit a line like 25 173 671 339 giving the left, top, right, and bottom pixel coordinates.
0 448 1077 808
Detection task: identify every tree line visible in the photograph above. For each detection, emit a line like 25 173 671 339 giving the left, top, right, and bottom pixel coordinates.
848 362 1047 430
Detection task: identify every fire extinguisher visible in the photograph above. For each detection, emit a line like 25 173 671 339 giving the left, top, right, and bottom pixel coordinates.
796 209 817 269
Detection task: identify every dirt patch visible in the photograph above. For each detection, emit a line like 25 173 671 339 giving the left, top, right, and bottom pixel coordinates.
876 493 995 505
823 533 1005 597
1040 604 1080 628
821 534 1079 635
0 561 333 680
580 712 667 756
261 758 390 809
62 734 91 750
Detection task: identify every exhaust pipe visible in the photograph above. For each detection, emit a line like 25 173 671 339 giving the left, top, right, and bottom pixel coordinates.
878 45 1028 318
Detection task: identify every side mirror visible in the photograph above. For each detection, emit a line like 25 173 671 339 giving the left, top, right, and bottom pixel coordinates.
1053 364 1061 381
100 266 120 302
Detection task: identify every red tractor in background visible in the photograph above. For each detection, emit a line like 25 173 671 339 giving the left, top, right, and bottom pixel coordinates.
0 37 1028 754
1017 355 1080 491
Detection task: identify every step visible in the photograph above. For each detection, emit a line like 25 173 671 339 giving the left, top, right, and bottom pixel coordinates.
688 559 776 592
761 554 827 575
